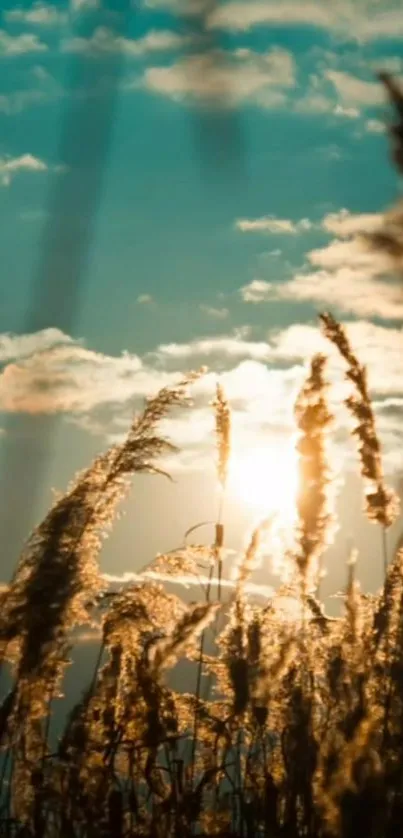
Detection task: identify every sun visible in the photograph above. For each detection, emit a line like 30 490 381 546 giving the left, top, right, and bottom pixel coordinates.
228 440 298 523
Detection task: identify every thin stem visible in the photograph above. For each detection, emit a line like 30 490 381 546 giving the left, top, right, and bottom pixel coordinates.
191 562 214 791
382 526 388 581
316 555 323 602
217 486 225 604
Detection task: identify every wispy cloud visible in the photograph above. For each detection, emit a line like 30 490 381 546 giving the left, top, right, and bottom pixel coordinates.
299 275 398 320
205 1 403 42
0 64 61 114
0 30 48 55
322 209 383 237
137 293 154 305
325 70 385 108
70 0 99 10
0 328 72 362
2 319 403 476
155 334 272 361
143 0 210 13
5 3 67 26
0 331 176 414
236 215 313 234
365 118 386 134
241 208 403 320
0 153 47 186
270 320 403 399
142 47 295 107
199 304 229 319
241 270 403 320
0 89 52 114
207 2 338 33
62 26 192 57
103 568 275 600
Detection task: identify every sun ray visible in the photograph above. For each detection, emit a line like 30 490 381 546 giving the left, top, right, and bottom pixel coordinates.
228 439 298 525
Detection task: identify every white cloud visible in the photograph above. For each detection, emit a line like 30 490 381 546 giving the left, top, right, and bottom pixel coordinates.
70 0 99 10
0 328 71 362
143 47 295 106
137 293 154 304
236 215 312 235
241 269 403 320
322 209 383 237
206 1 403 42
365 118 386 134
0 30 48 55
0 333 176 415
5 3 67 25
358 10 403 41
242 208 403 320
326 70 385 108
333 103 360 119
200 305 229 319
270 320 403 398
103 568 275 600
307 237 388 271
155 334 272 361
241 279 273 303
207 2 339 32
143 0 210 13
295 91 335 115
0 153 47 186
2 320 403 480
0 88 53 114
63 26 192 56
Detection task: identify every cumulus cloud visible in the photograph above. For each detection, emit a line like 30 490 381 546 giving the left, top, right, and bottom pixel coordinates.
0 328 71 362
205 1 403 42
199 305 229 319
270 320 403 397
70 0 99 10
0 153 47 186
63 26 192 57
241 208 403 320
142 47 295 106
265 320 403 474
5 3 67 26
365 118 386 134
241 279 277 303
155 335 272 361
2 320 403 478
322 209 383 237
0 328 293 419
0 30 48 55
0 332 176 415
307 237 388 271
236 215 313 234
241 270 403 320
325 70 385 108
143 0 210 13
207 2 338 32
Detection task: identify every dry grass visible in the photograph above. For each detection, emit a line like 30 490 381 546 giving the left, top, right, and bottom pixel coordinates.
0 73 403 838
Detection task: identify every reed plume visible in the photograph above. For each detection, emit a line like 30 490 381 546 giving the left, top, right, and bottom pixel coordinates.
212 382 231 588
212 383 231 491
320 312 399 535
0 374 200 825
378 72 403 175
294 354 334 593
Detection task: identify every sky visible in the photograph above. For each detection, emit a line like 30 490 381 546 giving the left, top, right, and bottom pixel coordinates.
0 0 403 605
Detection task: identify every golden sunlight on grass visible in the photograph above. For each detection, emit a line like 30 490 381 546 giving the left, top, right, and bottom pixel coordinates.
228 439 299 524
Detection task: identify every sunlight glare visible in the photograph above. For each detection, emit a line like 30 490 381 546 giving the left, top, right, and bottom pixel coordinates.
228 441 298 525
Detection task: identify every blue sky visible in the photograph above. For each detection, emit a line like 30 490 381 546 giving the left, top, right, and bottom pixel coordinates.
0 0 403 601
